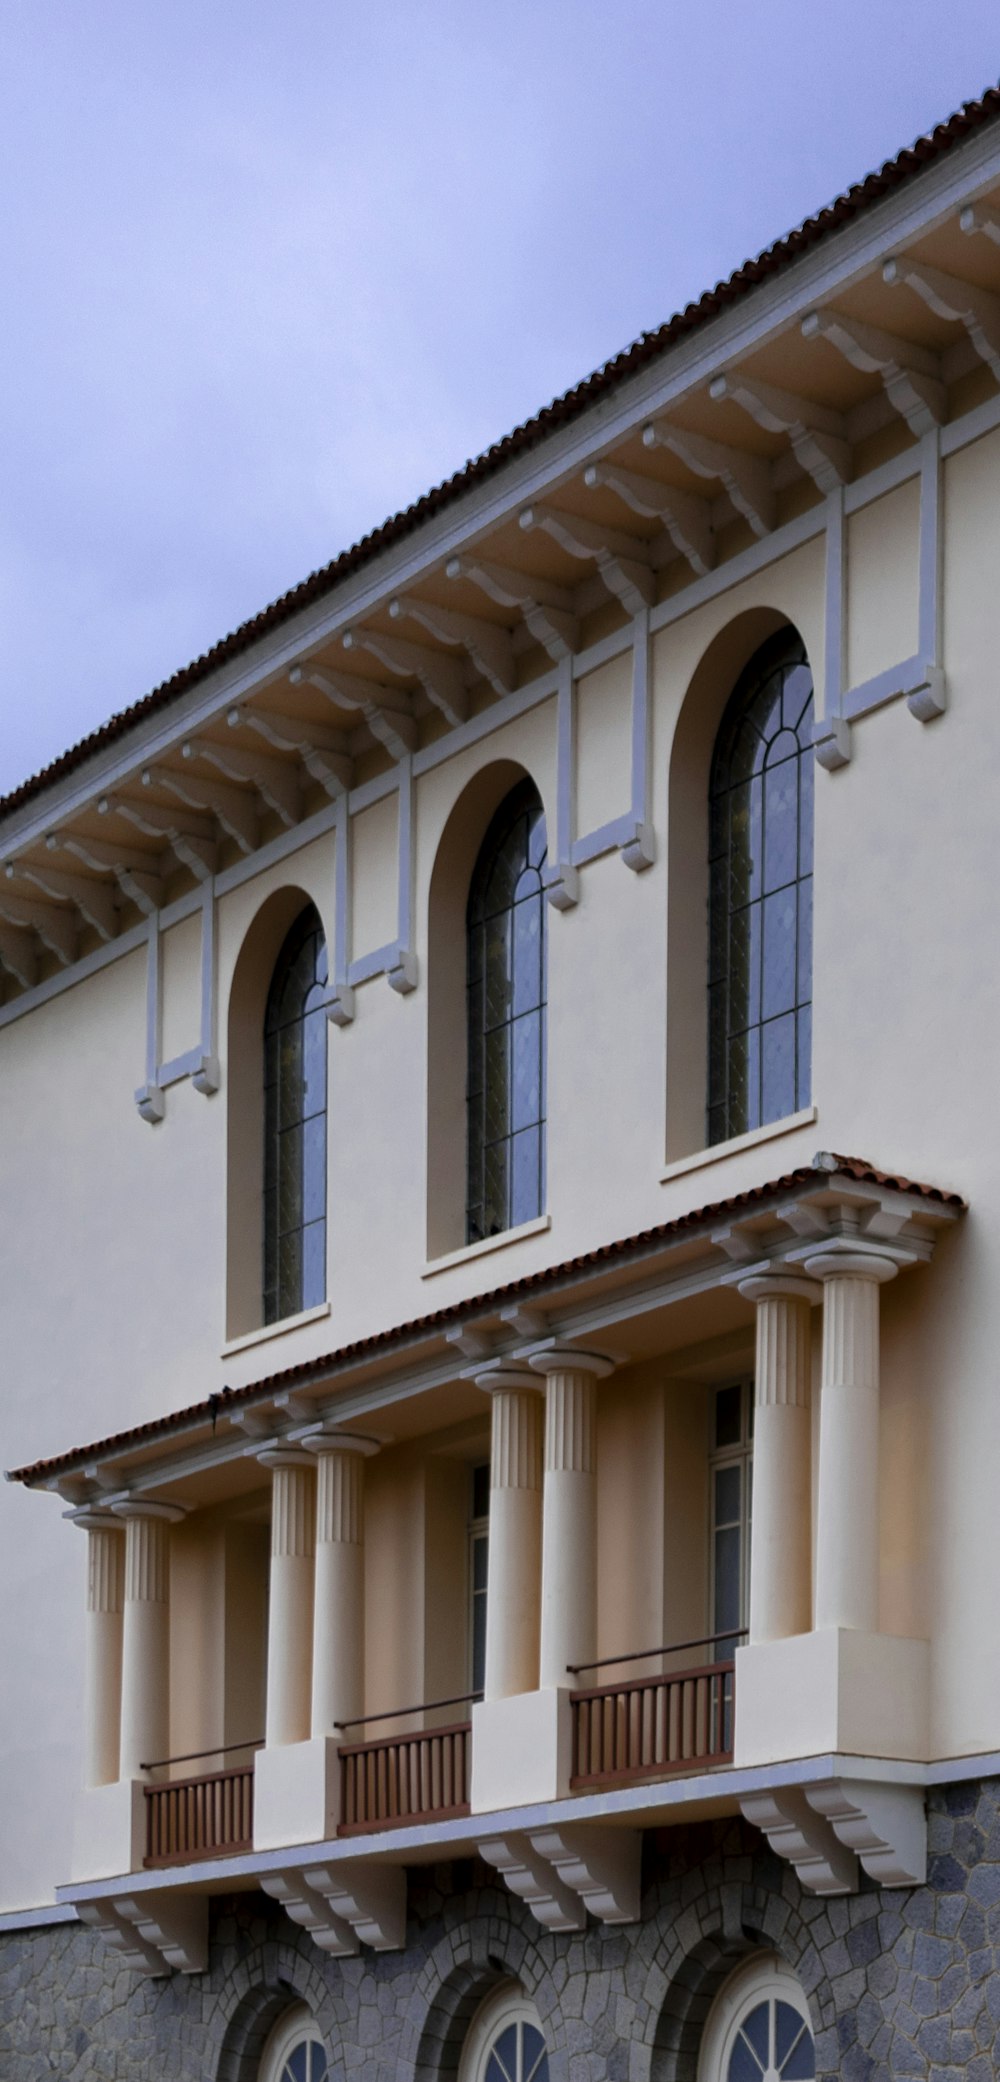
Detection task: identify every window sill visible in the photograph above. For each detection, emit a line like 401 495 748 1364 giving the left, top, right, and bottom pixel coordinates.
660 1106 818 1184
222 1300 331 1359
421 1214 551 1279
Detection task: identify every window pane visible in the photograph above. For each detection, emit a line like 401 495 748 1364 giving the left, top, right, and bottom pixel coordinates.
511 1125 542 1226
714 1464 741 1525
472 1464 490 1519
715 1384 742 1449
728 2035 765 2081
775 2004 807 2066
278 1127 303 1236
466 783 548 1243
511 1012 541 1132
302 1009 326 1120
302 1220 325 1311
714 1525 741 1637
512 892 543 1015
762 889 797 1021
743 2004 770 2065
302 1113 326 1226
796 1002 812 1112
761 1012 796 1125
493 2023 519 2082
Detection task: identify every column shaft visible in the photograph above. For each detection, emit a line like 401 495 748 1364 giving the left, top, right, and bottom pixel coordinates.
809 1255 896 1633
119 1510 173 1780
484 1386 543 1701
311 1448 365 1735
744 1286 814 1643
81 1520 124 1788
264 1456 316 1748
538 1364 604 1689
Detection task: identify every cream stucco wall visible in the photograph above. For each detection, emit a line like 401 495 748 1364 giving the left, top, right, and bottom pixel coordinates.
5 427 1000 1905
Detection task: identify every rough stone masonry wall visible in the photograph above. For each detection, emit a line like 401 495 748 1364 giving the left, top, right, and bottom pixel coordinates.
1 1779 998 2082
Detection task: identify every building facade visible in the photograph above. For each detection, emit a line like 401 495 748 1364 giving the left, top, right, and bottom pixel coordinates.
4 85 1000 2082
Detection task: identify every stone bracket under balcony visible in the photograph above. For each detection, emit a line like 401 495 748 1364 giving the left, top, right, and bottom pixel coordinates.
75 1889 208 1976
479 1824 641 1931
740 1774 926 1895
260 1858 406 1955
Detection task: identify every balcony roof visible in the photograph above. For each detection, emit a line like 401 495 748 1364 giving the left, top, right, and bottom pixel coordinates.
6 1153 963 1505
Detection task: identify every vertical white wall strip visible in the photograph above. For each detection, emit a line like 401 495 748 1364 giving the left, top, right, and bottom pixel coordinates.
814 493 851 770
544 653 580 908
328 794 355 1025
622 607 655 871
134 913 165 1121
388 757 418 993
192 879 220 1093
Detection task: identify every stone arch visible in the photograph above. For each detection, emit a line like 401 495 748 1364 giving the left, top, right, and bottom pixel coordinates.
400 1884 555 2082
209 1932 341 2082
424 758 550 1260
226 882 331 1337
633 1870 824 2082
663 606 816 1164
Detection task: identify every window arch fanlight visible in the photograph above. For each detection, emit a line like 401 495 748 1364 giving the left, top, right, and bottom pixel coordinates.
459 1982 550 2082
466 779 548 1245
708 628 814 1147
263 902 329 1325
258 2002 329 2082
697 1952 816 2081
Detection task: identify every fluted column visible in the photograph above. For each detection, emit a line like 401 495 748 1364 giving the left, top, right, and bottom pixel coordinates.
805 1249 899 1633
115 1502 183 1779
474 1369 543 1701
739 1274 819 1643
306 1434 378 1737
530 1349 614 1689
75 1512 125 1788
260 1449 316 1748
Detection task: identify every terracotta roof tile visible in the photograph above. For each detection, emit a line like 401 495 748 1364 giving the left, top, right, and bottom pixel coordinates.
3 86 1000 824
5 1154 964 1487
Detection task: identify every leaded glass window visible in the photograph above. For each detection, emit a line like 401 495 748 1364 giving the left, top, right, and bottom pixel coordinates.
708 631 814 1145
263 905 328 1324
466 782 547 1243
725 1998 814 2080
460 1988 550 2082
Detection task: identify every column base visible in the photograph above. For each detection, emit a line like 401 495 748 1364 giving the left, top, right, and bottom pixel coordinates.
471 1688 572 1813
734 1628 929 1767
71 1779 147 1882
253 1736 342 1851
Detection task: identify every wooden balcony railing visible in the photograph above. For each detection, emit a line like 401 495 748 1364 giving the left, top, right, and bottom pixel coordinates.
336 1692 476 1835
568 1632 742 1789
142 1742 259 1868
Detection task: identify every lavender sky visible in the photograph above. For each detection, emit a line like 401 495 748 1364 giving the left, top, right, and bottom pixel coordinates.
2 1 999 797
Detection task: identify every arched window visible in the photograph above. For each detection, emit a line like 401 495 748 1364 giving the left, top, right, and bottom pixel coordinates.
466 781 547 1244
460 1984 550 2082
708 630 814 1146
259 2004 329 2082
698 1954 815 2081
263 904 328 1323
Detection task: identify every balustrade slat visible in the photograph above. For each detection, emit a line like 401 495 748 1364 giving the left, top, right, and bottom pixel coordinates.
144 1762 254 1868
337 1720 472 1836
568 1661 734 1789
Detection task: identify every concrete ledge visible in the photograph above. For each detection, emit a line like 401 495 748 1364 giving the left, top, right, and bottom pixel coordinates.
71 1780 146 1884
734 1629 929 1767
471 1689 573 1812
254 1737 342 1851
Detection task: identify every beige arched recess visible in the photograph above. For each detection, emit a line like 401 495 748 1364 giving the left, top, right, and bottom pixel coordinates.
665 608 812 1165
226 885 330 1338
425 759 547 1262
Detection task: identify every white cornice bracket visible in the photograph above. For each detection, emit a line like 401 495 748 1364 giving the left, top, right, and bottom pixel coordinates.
142 765 258 857
519 504 655 617
48 833 163 920
182 738 300 831
98 795 217 883
445 554 579 662
883 254 1000 384
343 626 469 727
583 462 714 576
388 596 515 696
641 419 775 537
709 372 851 494
801 309 945 438
290 665 419 761
7 859 118 941
227 704 353 800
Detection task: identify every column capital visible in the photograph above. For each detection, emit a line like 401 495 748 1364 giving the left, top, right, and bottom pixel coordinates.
256 1445 317 1471
527 1344 617 1379
470 1362 544 1395
110 1499 187 1524
69 1508 123 1533
738 1271 822 1305
803 1247 901 1284
299 1428 381 1458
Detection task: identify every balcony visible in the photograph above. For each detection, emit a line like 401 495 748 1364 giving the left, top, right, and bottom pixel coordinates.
143 1743 258 1869
337 1693 475 1835
568 1633 740 1791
